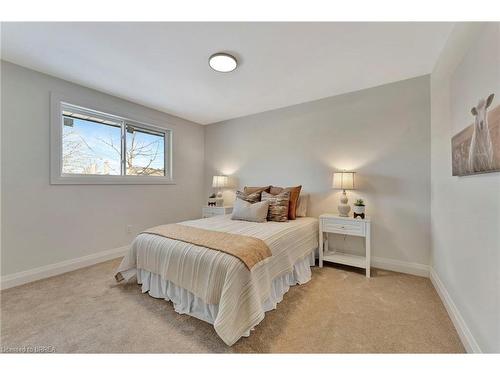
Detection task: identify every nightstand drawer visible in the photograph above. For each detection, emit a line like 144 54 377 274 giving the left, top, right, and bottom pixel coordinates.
321 218 365 236
202 208 216 218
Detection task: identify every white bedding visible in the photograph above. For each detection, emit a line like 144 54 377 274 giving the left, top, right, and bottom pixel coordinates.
116 214 318 345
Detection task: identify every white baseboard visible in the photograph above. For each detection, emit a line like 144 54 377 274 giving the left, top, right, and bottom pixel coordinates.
372 256 430 277
1 245 129 290
429 267 481 353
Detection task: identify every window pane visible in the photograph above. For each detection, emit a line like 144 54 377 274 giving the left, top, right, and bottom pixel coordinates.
125 125 165 176
62 114 122 175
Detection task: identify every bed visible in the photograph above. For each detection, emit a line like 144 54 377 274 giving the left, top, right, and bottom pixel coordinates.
115 214 318 346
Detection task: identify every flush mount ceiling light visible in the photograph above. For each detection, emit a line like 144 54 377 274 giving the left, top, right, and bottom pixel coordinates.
209 53 238 73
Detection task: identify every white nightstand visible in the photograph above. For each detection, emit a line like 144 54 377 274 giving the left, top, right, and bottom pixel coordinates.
202 206 233 218
319 214 371 277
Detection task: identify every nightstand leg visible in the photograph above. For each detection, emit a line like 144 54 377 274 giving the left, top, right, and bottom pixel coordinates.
319 231 323 267
365 224 371 278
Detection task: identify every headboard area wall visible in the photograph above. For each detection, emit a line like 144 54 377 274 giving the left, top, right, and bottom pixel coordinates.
204 75 431 269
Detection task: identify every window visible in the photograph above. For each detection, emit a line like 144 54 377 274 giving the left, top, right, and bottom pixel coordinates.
125 124 165 176
62 107 123 176
51 94 172 184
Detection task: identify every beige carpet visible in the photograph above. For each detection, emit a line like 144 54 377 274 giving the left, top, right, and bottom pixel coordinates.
0 259 464 353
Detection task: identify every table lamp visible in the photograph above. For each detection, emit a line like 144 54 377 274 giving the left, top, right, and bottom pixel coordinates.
332 171 355 217
212 175 229 207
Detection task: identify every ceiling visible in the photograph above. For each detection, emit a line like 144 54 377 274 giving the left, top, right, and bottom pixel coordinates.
1 22 453 124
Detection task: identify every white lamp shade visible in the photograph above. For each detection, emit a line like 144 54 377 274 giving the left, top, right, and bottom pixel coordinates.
332 172 355 190
212 175 229 188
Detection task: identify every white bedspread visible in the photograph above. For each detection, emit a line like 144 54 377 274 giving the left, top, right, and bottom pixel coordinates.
116 215 318 345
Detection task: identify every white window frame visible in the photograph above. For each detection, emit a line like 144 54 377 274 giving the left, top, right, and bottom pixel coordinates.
50 92 174 185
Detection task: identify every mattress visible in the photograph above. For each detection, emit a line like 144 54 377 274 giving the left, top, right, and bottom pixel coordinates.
115 214 318 345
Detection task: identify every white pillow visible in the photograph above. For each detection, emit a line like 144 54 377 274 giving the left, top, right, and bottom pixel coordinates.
231 198 269 223
296 194 309 217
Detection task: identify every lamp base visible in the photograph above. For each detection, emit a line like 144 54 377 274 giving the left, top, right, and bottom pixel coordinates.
216 191 223 207
338 204 351 217
338 190 351 217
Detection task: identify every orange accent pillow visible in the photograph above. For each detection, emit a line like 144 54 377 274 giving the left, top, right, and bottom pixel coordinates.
243 186 271 195
269 185 302 220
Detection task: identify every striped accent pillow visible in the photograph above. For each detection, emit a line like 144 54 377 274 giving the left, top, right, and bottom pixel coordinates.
269 185 302 220
235 190 261 204
261 191 290 222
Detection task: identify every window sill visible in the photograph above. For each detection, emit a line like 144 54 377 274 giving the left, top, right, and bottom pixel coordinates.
50 175 176 185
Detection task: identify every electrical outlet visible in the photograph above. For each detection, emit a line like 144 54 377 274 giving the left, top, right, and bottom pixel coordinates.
126 225 133 234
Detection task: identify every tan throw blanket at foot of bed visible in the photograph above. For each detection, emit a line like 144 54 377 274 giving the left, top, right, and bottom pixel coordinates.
142 223 272 270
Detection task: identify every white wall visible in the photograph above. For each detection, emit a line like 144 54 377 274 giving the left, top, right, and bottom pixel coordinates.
205 76 431 268
1 61 205 276
430 23 500 353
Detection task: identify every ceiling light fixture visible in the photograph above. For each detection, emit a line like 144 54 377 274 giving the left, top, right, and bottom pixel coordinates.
209 53 238 73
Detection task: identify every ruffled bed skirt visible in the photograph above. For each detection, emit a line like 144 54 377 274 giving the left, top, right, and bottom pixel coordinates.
137 252 315 337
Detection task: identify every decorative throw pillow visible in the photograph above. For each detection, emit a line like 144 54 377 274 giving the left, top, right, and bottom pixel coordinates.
243 186 271 195
296 194 309 217
261 191 290 222
235 190 261 204
231 198 269 223
269 185 302 220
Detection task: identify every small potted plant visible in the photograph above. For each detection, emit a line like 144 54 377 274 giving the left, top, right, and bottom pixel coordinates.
353 199 366 219
208 193 217 207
